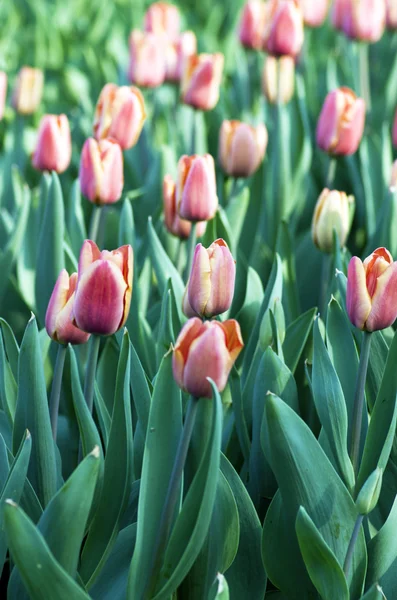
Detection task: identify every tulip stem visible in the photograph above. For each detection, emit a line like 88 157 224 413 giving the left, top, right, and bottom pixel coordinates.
49 343 67 441
343 514 364 577
191 108 197 154
89 206 106 248
350 331 372 477
359 43 371 114
83 335 101 414
144 395 199 598
184 221 197 282
228 177 239 204
319 253 331 317
326 158 337 189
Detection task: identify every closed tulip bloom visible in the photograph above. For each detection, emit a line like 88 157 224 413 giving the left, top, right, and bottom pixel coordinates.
347 247 397 331
128 30 166 88
331 0 350 29
12 67 44 115
176 154 218 222
263 0 304 58
181 53 224 111
165 32 197 83
163 175 207 238
93 83 146 150
173 317 244 398
73 241 133 335
390 160 397 191
79 138 123 205
239 1 267 49
32 114 72 173
386 0 397 28
183 239 236 318
144 2 180 37
312 189 354 252
393 108 397 148
341 0 386 42
219 120 268 178
299 0 329 26
45 270 90 345
262 55 295 104
0 72 7 121
316 87 365 156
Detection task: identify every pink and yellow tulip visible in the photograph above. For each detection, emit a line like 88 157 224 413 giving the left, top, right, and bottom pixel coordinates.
386 0 397 28
181 53 224 111
333 0 386 42
12 67 44 115
219 120 268 178
164 31 197 83
144 2 180 37
128 30 166 88
312 189 354 252
299 0 329 27
263 0 304 58
79 138 124 205
163 175 207 239
239 1 267 49
262 55 295 104
32 114 72 173
171 154 218 222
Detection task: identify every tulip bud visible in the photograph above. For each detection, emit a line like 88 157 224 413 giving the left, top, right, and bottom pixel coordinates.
312 189 354 253
32 114 72 173
45 270 90 345
331 0 348 30
386 0 397 28
340 0 386 42
12 67 44 115
183 239 236 318
79 138 124 205
128 30 166 88
356 468 383 515
299 0 329 27
218 120 268 178
239 1 267 49
163 175 207 239
346 247 397 331
72 240 133 335
181 53 224 111
390 160 397 192
175 154 218 222
165 32 197 83
316 87 366 156
172 317 244 398
393 107 397 149
93 83 146 150
144 2 180 37
0 72 7 121
263 0 304 58
262 55 295 104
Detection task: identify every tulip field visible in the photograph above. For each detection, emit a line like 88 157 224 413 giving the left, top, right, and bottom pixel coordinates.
2 0 397 598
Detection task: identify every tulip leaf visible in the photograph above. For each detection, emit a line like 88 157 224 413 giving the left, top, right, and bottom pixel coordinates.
0 330 17 425
94 383 111 448
0 318 20 378
224 185 250 250
66 180 87 259
3 501 90 600
282 307 316 374
127 352 182 598
276 221 300 323
129 341 152 436
361 583 387 600
235 266 264 356
229 366 250 463
367 495 397 597
295 506 349 600
156 286 175 369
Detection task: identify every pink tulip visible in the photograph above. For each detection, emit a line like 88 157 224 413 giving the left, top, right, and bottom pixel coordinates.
239 1 267 49
72 241 133 335
181 53 224 111
331 0 350 29
390 160 397 191
128 30 166 88
32 114 72 173
93 83 146 150
173 318 244 398
45 270 91 345
165 31 197 83
393 107 397 148
12 67 44 115
299 0 329 27
386 0 397 28
174 154 218 222
79 138 123 205
312 189 354 252
333 0 386 41
219 120 268 178
144 2 180 37
263 0 304 58
347 248 397 331
0 72 7 121
316 87 366 156
163 175 207 239
262 55 295 104
183 239 236 318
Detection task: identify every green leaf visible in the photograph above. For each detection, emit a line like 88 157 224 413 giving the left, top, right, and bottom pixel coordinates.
118 197 135 248
367 495 397 597
3 501 90 600
282 308 316 374
295 506 349 600
276 221 300 323
0 330 17 425
235 266 264 356
130 341 152 436
224 185 250 250
66 181 86 260
0 318 19 378
361 583 387 599
13 316 58 507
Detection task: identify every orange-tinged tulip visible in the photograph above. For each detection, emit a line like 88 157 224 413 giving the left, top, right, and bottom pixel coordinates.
239 1 267 49
79 138 124 205
262 55 295 104
299 0 329 26
219 120 268 178
165 31 197 83
12 67 44 115
347 247 397 331
0 72 7 121
128 30 166 88
312 189 354 252
32 114 72 173
163 175 207 239
73 240 133 335
263 0 304 58
173 317 244 398
144 2 180 37
181 53 224 111
93 83 146 150
45 270 90 345
175 154 218 222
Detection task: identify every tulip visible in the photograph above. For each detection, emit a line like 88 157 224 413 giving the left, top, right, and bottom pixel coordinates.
218 120 268 178
183 239 236 318
12 67 44 115
386 0 397 28
239 1 267 49
128 30 166 88
299 0 329 27
72 241 133 336
181 53 224 111
393 107 397 148
93 83 146 150
32 114 72 173
390 160 397 191
331 0 350 30
165 31 197 83
79 138 124 205
316 87 366 156
173 317 244 398
263 0 304 58
339 0 386 42
346 247 397 331
163 175 207 238
312 189 354 252
0 72 7 121
144 2 180 37
262 55 295 104
171 154 218 222
45 270 90 345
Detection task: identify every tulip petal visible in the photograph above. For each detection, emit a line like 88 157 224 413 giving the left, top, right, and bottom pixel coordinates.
55 293 90 345
217 319 244 363
188 244 211 316
204 242 236 317
365 262 397 331
172 317 205 388
179 156 218 221
45 269 70 339
78 240 101 280
346 256 372 329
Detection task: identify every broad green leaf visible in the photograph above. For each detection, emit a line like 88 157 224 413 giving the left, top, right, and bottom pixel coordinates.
276 221 300 323
130 341 152 436
367 496 397 597
66 181 86 260
224 186 250 250
361 583 387 599
0 318 19 378
118 197 136 248
0 330 17 425
235 266 264 357
282 308 316 374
